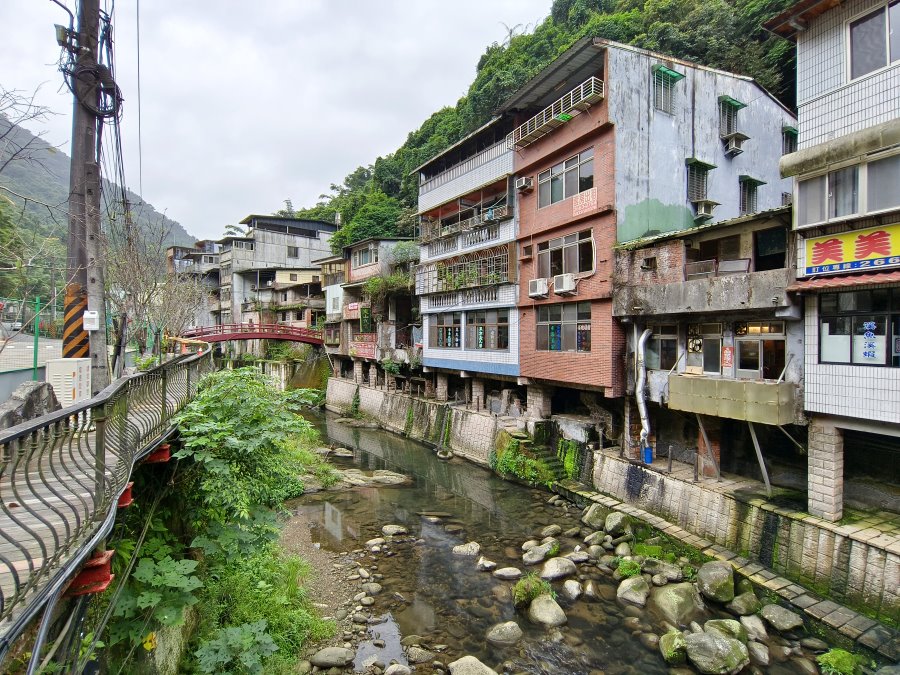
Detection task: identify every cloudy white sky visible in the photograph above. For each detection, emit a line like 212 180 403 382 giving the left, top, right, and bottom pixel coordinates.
1 1 549 240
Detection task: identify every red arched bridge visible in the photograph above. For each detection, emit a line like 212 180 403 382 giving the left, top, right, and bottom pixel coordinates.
181 323 323 344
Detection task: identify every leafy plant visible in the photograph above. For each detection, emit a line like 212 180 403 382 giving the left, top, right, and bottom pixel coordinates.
492 432 555 487
195 621 278 675
547 541 560 558
513 572 555 607
135 354 160 371
817 649 862 675
282 387 325 409
349 386 361 418
381 357 401 375
617 559 642 578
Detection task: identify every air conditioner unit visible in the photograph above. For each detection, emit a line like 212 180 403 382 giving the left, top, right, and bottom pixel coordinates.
693 200 718 221
553 273 576 295
46 358 91 408
528 277 548 298
725 136 744 156
515 177 533 192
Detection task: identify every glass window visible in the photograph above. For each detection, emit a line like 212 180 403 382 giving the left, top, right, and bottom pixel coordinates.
537 230 594 278
536 302 590 352
287 246 299 258
738 341 760 371
868 154 900 212
828 166 859 219
538 149 595 208
465 310 509 351
819 291 899 365
429 312 461 349
850 7 887 79
646 325 677 370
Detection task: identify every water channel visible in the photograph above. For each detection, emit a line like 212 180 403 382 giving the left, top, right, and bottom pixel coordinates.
287 411 834 674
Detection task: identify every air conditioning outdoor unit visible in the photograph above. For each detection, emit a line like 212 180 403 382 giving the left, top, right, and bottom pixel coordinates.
528 277 548 298
515 177 533 192
46 358 91 408
693 200 718 221
553 273 576 295
723 132 749 157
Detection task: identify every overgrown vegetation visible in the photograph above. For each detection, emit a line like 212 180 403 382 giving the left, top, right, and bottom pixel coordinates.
557 439 581 480
616 559 642 578
265 341 315 362
93 369 334 673
817 649 863 675
282 0 797 252
513 572 555 608
489 431 556 487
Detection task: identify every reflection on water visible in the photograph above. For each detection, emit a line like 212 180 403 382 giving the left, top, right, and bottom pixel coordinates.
288 413 671 674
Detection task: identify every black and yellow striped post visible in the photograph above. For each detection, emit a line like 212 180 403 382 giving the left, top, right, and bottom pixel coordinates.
63 282 90 359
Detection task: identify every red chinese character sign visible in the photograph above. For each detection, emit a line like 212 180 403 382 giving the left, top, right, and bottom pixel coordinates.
803 223 900 275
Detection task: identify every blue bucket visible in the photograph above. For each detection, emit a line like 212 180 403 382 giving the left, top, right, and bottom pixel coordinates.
642 445 653 465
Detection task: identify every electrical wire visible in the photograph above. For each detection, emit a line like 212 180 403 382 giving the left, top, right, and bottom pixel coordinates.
135 0 143 197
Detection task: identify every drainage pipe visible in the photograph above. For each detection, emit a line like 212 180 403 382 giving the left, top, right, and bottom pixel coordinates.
635 328 653 452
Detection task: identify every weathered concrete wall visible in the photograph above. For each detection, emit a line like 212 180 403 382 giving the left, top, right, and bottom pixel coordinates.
326 377 497 466
592 451 899 623
0 381 60 430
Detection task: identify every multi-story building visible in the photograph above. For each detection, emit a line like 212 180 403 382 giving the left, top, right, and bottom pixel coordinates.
613 206 805 477
766 0 900 521
166 240 221 328
503 37 795 423
414 117 521 407
216 215 335 326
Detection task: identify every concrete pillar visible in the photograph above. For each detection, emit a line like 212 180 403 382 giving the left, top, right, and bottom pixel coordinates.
352 359 363 384
369 363 378 387
471 378 485 411
808 418 844 522
424 377 435 399
526 384 552 419
435 373 448 402
697 417 721 478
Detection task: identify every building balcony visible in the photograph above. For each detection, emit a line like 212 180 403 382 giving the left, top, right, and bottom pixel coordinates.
614 268 796 317
417 144 513 213
419 205 511 244
667 374 797 425
507 76 605 149
416 245 512 295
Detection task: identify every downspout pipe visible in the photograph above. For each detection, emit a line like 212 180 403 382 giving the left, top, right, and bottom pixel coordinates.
635 328 652 453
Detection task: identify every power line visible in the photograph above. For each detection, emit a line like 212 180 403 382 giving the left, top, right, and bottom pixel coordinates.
136 0 143 196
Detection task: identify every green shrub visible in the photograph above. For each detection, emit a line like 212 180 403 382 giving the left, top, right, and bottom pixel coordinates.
547 541 560 558
195 620 278 674
817 649 862 675
617 559 642 578
513 573 554 607
633 543 663 558
492 432 555 487
381 358 401 375
135 354 160 371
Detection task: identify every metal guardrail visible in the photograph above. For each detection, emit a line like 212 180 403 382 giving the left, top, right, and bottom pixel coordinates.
507 76 605 149
419 204 511 244
418 140 509 194
181 323 324 344
0 348 214 653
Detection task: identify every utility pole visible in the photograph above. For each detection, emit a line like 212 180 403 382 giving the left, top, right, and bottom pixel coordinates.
63 0 110 392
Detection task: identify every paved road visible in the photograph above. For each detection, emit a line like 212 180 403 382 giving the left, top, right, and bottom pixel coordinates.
0 335 62 373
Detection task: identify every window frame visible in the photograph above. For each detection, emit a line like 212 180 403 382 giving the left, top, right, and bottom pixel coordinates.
465 309 510 351
652 66 682 114
739 180 758 215
537 148 595 209
287 246 299 258
429 312 462 349
352 244 380 269
846 1 900 82
818 290 898 367
687 164 710 202
536 230 595 279
734 321 786 380
645 324 678 370
535 301 591 353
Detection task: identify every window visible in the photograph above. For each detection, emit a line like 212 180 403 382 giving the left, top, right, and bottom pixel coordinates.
536 302 591 352
537 148 594 208
739 178 760 215
331 297 339 311
465 310 509 350
430 312 461 349
290 273 298 281
782 127 798 154
646 325 677 370
753 227 787 271
537 230 594 278
735 321 785 379
849 2 899 80
653 65 683 114
819 290 900 366
718 96 745 137
324 324 341 345
352 245 379 268
795 152 900 227
287 246 299 258
687 323 723 374
687 163 710 201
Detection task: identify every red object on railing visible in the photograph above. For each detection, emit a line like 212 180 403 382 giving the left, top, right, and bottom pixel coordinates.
117 482 135 509
65 549 115 597
180 323 324 344
143 443 171 464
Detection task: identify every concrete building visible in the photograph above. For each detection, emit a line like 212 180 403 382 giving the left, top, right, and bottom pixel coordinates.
613 206 805 478
414 117 521 407
504 38 796 423
166 240 221 328
766 0 900 521
216 215 336 326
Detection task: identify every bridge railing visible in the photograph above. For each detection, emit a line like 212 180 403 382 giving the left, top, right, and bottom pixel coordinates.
0 348 215 648
182 323 323 342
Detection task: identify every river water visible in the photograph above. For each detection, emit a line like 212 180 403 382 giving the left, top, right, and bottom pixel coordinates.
287 412 821 674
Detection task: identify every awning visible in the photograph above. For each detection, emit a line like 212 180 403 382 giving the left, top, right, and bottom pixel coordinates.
787 270 900 292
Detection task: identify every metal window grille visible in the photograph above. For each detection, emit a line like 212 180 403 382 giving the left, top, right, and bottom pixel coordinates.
740 181 758 215
781 191 793 206
782 130 798 154
719 101 738 136
687 165 708 201
654 70 675 114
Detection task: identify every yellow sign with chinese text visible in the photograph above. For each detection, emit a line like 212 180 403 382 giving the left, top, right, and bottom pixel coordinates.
804 222 900 275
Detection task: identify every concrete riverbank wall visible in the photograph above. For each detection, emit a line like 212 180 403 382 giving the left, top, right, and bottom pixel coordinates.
592 451 899 624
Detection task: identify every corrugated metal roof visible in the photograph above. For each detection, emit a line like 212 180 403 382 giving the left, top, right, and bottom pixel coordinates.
763 0 841 40
787 270 900 291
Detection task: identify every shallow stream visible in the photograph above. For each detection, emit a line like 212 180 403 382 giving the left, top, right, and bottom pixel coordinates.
287 412 829 674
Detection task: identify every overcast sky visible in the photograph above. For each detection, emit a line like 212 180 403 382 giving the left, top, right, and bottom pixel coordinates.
1 1 549 240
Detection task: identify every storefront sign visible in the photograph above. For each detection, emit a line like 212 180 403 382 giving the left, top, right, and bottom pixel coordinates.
349 342 376 359
803 222 900 275
721 345 734 368
862 321 878 360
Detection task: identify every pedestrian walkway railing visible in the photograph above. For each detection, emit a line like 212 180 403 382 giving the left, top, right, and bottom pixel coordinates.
0 348 214 653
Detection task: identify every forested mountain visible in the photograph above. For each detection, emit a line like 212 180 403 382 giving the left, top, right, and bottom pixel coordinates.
291 0 796 253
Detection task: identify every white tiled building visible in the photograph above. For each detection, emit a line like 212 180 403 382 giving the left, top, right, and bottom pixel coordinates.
766 0 900 521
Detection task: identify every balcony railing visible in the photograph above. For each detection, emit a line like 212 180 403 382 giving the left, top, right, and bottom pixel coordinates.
685 258 751 280
507 76 605 149
419 140 509 194
419 204 510 244
667 375 796 425
416 245 510 295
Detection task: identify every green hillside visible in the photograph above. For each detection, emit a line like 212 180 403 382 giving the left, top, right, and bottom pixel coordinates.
290 0 796 252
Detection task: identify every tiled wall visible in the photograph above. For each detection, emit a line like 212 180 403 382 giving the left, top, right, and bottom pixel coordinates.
803 299 900 423
422 307 520 376
418 151 513 213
